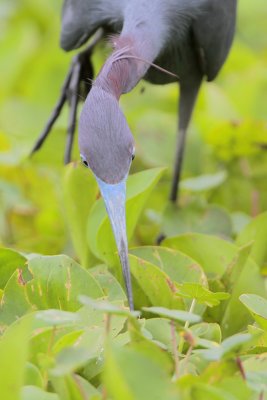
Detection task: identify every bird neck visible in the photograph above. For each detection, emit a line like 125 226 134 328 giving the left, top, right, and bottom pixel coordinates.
94 29 165 99
93 38 142 99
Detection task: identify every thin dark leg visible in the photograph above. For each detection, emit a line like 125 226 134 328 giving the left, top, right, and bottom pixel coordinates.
169 128 187 202
169 77 202 204
29 67 73 155
64 61 81 164
30 28 103 160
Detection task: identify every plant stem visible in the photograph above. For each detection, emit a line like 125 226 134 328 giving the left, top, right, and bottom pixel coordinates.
170 320 179 380
105 313 111 337
236 356 246 380
183 345 193 374
178 298 196 354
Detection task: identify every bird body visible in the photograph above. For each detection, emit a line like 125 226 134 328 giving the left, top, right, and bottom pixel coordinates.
61 0 237 84
60 0 237 310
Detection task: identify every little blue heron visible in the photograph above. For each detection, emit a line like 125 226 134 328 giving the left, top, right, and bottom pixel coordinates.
32 0 237 310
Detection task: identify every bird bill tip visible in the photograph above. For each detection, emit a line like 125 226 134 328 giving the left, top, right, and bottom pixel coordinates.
96 177 134 310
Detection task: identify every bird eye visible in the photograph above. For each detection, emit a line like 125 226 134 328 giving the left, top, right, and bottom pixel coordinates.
131 147 135 161
80 154 88 167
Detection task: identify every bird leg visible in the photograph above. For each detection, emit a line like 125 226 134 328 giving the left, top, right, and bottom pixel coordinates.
30 29 103 164
169 77 202 204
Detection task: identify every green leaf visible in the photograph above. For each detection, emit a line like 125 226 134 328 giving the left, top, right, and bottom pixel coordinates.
180 171 227 192
35 309 80 326
130 246 207 287
50 347 94 377
162 233 236 279
87 168 165 264
221 256 265 337
198 333 257 361
144 318 179 352
0 316 32 400
236 211 267 267
24 362 43 388
243 354 267 393
51 374 89 400
129 254 184 309
0 247 26 289
162 233 265 336
0 269 32 327
191 323 222 344
176 283 229 307
1 255 104 326
142 306 201 324
161 203 232 238
21 386 59 400
130 246 207 313
79 296 140 318
103 342 179 400
240 294 267 330
191 383 239 400
63 163 98 267
25 255 103 311
90 264 127 302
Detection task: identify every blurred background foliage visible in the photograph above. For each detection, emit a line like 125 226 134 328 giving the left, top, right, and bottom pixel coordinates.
0 0 267 258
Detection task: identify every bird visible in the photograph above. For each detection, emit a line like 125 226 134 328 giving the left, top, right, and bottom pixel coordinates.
32 0 237 310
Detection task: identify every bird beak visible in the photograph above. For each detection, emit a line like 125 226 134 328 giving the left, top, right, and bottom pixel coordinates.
96 177 134 311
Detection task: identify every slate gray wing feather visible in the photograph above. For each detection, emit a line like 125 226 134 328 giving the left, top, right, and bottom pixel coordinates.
60 0 126 51
192 0 237 81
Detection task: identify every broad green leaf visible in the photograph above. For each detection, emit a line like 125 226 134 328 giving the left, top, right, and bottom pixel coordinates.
87 168 165 264
236 211 267 267
143 306 201 324
103 342 179 400
130 246 207 287
191 383 236 400
198 333 258 361
24 362 43 388
129 254 184 309
51 374 89 400
144 318 179 352
35 309 80 326
161 203 232 238
162 233 237 279
25 255 103 311
21 386 59 400
180 171 227 192
79 296 140 318
130 246 207 314
191 323 222 344
243 354 267 393
0 269 32 327
63 163 98 267
53 330 84 354
0 316 32 400
176 283 229 307
215 377 253 400
0 247 26 288
221 256 265 337
239 294 267 330
90 264 127 301
162 233 265 336
50 347 94 377
1 255 103 326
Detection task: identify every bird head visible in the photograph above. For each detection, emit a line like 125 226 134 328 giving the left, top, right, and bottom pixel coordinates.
79 85 135 309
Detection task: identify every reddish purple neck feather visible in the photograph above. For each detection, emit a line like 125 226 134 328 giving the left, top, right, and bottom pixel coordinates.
93 35 178 99
94 36 139 99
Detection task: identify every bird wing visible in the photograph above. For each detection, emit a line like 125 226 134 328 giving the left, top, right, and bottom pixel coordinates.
60 0 125 51
192 0 237 81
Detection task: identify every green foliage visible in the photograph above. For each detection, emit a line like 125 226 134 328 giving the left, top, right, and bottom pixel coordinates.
0 0 267 399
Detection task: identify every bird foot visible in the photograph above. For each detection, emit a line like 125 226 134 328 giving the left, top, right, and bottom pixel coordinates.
30 29 103 164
